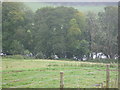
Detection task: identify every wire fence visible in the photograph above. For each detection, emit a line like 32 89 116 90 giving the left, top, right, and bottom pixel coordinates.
60 64 118 88
3 64 118 88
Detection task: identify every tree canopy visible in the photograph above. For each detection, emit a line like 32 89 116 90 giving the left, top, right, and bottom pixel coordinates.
2 2 118 60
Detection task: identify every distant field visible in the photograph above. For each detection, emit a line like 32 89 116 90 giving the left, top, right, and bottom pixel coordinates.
2 58 118 88
24 2 105 13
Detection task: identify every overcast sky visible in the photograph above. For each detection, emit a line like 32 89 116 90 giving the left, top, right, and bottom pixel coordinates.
1 0 120 2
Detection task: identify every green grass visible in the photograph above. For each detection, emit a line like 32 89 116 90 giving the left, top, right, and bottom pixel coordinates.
2 58 118 88
83 59 118 64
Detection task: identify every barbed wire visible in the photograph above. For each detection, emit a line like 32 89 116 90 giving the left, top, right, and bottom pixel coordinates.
3 63 118 88
3 67 118 85
10 77 60 88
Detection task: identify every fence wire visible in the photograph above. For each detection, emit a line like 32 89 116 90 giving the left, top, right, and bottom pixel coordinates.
3 63 118 88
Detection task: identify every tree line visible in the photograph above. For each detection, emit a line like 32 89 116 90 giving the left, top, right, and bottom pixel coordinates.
2 2 118 60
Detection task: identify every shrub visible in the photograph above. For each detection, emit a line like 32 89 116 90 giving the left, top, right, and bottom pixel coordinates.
4 55 24 59
36 52 45 59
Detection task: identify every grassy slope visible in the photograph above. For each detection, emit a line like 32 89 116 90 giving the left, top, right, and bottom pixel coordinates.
2 58 118 88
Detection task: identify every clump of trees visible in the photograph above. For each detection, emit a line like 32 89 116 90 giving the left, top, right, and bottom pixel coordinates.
2 2 118 60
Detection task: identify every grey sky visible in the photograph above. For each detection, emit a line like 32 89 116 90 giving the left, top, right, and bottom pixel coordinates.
1 0 120 2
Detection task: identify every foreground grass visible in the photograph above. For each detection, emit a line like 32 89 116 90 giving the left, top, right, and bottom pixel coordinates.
2 58 118 88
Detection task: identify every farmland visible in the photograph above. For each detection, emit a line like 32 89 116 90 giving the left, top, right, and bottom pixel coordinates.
1 2 119 89
2 58 118 88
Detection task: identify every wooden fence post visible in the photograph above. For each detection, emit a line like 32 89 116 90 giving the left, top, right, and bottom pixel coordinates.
60 71 64 89
106 64 110 88
101 83 103 88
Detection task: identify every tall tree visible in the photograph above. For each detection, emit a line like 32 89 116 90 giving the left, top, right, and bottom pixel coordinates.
2 2 33 55
33 6 87 59
98 6 118 58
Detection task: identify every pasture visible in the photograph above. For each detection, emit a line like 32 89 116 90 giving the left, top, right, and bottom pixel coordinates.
2 58 118 88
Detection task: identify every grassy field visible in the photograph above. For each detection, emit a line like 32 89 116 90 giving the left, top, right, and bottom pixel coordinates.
2 58 118 88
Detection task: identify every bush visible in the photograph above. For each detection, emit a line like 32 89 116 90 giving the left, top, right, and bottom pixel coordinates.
4 55 24 59
36 52 45 59
3 55 35 59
